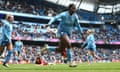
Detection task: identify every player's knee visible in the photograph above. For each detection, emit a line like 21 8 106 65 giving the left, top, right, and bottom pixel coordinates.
64 42 71 48
66 42 71 48
7 43 13 50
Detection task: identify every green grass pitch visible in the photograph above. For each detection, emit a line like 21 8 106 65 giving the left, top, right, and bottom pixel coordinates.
0 63 120 72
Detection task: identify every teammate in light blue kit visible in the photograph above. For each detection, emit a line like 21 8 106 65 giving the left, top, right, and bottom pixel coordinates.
14 37 23 57
42 4 84 67
0 14 14 67
13 37 23 64
81 29 97 64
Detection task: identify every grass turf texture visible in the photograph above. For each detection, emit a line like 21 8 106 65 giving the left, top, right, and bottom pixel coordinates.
0 63 120 72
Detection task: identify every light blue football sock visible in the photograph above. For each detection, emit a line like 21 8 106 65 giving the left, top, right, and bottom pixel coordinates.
4 50 12 64
66 48 73 63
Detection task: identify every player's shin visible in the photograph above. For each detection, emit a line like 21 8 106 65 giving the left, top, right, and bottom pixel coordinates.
66 49 74 64
4 50 12 65
87 55 93 64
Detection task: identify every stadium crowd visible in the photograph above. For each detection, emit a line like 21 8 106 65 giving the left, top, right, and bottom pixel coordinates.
94 27 120 43
10 21 120 43
1 45 120 64
0 0 119 21
0 0 57 16
0 21 119 43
